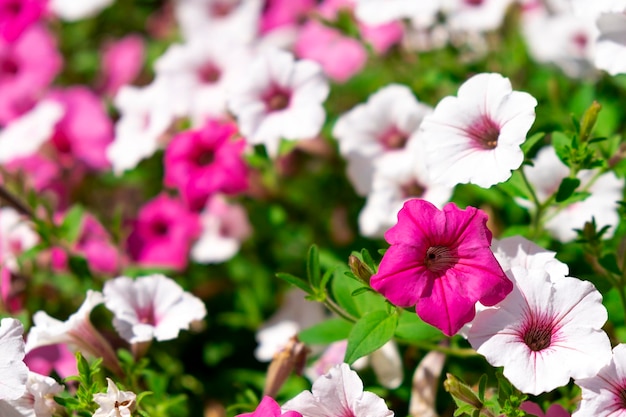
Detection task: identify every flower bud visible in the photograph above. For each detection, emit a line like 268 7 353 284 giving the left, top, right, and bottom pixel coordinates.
348 255 373 285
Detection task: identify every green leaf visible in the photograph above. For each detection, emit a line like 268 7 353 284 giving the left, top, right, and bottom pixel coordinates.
521 132 545 155
351 287 375 296
331 268 386 318
551 131 571 165
299 318 353 344
344 310 398 364
478 375 488 402
59 204 85 244
555 177 581 203
276 272 313 294
600 254 622 275
307 245 321 289
319 268 335 292
394 311 442 343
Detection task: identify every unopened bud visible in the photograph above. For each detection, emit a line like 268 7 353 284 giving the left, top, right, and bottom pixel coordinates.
443 373 484 410
580 101 602 142
349 255 373 285
263 336 308 398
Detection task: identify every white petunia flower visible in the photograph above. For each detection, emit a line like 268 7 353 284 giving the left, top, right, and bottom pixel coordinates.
174 0 262 44
93 378 135 417
574 344 626 417
49 0 115 21
358 148 452 237
355 0 441 27
468 267 612 395
255 289 327 362
103 274 207 344
594 10 626 76
0 207 38 272
282 363 394 417
419 72 537 188
522 145 624 242
0 318 28 401
106 81 177 175
229 48 329 158
26 291 121 376
491 235 569 281
441 0 515 32
0 101 64 165
191 195 251 264
333 84 433 196
0 371 64 417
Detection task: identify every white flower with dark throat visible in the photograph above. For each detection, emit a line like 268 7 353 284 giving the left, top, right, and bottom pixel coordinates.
103 274 207 344
468 267 612 395
93 378 135 417
419 72 537 188
229 48 329 158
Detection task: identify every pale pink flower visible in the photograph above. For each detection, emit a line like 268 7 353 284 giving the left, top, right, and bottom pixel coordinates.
574 343 626 417
0 24 62 125
370 199 512 336
294 21 367 83
0 206 38 271
282 363 394 417
522 146 624 242
0 318 28 401
333 84 433 196
163 120 248 211
0 0 45 42
103 274 207 344
468 267 612 395
49 0 115 21
419 72 537 188
92 378 135 417
229 48 329 158
191 195 251 264
99 35 145 96
0 100 64 164
25 291 122 376
520 401 570 417
237 396 302 417
127 194 201 271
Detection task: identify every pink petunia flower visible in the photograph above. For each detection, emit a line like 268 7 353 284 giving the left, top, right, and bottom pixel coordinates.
103 274 207 344
127 194 200 271
163 120 248 211
282 363 394 417
237 396 302 417
259 0 315 34
574 344 626 417
0 24 62 125
0 0 46 42
99 34 145 96
24 344 77 379
419 72 537 188
48 86 114 171
468 267 612 395
520 401 570 417
370 199 512 336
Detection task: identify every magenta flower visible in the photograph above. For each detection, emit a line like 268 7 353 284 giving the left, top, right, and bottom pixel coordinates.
237 396 302 417
99 34 145 96
0 0 46 42
370 199 512 336
164 120 248 211
127 194 200 271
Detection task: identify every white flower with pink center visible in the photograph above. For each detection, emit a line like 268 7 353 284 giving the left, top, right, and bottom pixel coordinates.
0 207 38 272
191 195 252 264
441 0 515 32
0 318 28 401
103 274 207 344
229 48 329 158
574 344 626 417
522 146 624 242
468 267 612 395
154 35 252 124
492 235 569 281
419 72 537 188
355 0 441 27
0 371 64 417
93 378 135 417
282 363 394 417
333 84 433 196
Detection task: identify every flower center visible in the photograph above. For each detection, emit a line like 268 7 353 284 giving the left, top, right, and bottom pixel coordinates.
617 387 626 409
209 0 239 17
424 246 457 274
3 1 22 15
572 32 588 52
401 180 426 199
379 127 409 150
197 62 221 84
522 319 554 351
151 220 169 237
0 55 18 79
466 115 500 150
263 86 291 112
194 150 215 167
464 0 484 5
